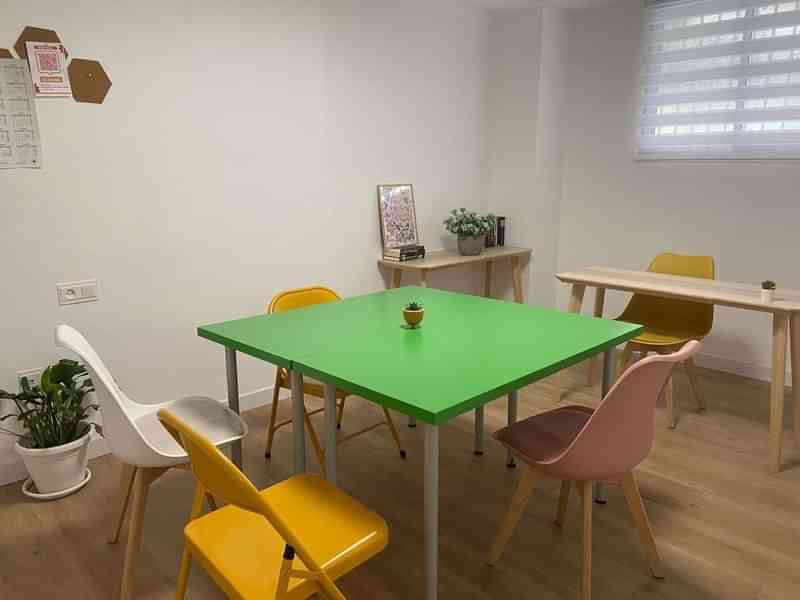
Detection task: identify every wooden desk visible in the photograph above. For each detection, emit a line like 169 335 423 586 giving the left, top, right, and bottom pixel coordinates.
379 246 532 303
556 266 800 473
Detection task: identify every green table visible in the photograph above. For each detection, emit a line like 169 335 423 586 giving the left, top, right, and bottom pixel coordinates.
198 286 642 600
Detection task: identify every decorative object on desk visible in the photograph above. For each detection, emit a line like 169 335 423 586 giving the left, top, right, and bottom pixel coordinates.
496 216 506 247
761 280 776 303
485 221 497 248
68 59 112 104
443 208 496 256
0 359 97 498
383 244 426 262
378 184 420 249
14 26 65 61
26 41 71 97
403 300 425 328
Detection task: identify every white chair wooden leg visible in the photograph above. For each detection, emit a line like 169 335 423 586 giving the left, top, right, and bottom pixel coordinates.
110 463 137 544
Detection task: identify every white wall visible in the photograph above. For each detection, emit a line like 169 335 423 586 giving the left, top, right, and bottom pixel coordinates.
0 0 490 483
484 5 568 307
558 0 800 379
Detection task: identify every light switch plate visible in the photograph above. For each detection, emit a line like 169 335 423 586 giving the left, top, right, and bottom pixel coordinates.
57 279 99 305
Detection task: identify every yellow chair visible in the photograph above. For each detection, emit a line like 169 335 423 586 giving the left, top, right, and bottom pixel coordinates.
158 409 389 600
265 286 406 474
615 253 714 428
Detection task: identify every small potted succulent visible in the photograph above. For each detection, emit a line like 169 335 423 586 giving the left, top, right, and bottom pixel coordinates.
444 208 497 256
0 359 97 498
403 300 425 328
761 280 777 303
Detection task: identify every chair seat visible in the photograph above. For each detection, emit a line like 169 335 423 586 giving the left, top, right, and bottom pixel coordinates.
628 326 701 347
278 370 348 400
494 405 594 466
134 396 248 464
185 474 388 599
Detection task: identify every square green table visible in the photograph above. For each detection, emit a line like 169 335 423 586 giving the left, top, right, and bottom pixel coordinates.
198 286 642 600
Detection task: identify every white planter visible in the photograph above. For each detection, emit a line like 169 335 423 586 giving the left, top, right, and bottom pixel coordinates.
15 430 91 495
761 288 775 303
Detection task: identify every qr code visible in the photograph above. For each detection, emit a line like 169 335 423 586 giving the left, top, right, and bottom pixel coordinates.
37 51 60 72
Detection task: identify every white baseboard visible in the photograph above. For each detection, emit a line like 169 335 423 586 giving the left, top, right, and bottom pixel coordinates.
694 351 791 385
0 386 282 488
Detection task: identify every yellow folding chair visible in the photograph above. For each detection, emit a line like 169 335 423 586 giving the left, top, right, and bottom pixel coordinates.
158 408 389 600
615 253 715 428
264 286 406 473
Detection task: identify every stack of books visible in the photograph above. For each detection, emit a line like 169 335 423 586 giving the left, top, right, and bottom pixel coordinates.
383 245 426 262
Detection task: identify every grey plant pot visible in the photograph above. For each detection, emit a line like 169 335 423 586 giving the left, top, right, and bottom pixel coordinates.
457 234 486 256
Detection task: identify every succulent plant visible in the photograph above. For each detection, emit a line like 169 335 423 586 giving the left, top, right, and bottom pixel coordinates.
762 280 777 290
405 301 423 311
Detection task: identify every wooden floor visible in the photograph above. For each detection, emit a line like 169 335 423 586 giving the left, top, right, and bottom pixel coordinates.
1 364 799 599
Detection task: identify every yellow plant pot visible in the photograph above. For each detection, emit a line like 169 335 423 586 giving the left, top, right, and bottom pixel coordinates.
403 308 425 328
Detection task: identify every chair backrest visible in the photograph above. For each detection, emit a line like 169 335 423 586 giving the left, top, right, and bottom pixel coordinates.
55 325 172 467
619 253 715 338
157 409 345 598
555 341 701 481
268 286 341 314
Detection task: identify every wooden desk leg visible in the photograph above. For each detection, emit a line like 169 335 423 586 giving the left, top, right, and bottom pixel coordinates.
555 284 586 402
586 288 606 386
792 314 800 447
484 261 493 298
511 257 523 303
391 268 403 289
769 313 789 473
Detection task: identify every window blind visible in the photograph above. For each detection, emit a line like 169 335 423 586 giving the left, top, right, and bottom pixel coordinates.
638 0 800 159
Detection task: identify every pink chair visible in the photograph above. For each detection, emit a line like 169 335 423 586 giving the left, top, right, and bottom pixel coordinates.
488 341 701 600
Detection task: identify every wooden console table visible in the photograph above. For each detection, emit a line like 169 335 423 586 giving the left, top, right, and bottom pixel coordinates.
556 266 800 473
379 246 532 303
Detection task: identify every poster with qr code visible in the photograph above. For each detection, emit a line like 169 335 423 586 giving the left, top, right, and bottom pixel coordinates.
0 58 42 168
26 41 71 97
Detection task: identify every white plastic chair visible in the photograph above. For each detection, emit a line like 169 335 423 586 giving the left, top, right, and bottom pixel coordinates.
55 325 248 600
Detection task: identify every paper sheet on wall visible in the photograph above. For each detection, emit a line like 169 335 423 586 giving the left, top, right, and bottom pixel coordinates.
0 59 42 169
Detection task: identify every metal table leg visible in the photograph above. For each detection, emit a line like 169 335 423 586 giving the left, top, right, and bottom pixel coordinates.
290 370 306 474
424 423 439 600
324 383 337 484
507 391 518 468
594 348 615 504
224 348 243 470
474 406 484 455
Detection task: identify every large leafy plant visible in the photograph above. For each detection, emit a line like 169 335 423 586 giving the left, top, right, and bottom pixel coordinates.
0 359 97 449
443 208 496 237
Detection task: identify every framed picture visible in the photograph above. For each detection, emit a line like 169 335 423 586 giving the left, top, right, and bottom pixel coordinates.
377 184 419 249
25 42 71 97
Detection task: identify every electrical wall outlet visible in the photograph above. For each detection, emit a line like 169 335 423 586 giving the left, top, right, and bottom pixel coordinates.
57 279 99 306
17 368 43 390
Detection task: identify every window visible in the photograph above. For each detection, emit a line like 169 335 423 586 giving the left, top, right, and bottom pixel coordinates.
638 0 800 159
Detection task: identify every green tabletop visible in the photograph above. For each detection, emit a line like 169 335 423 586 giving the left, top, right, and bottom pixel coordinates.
199 287 642 425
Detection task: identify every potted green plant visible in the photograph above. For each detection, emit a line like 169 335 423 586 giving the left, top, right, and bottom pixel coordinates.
443 208 497 256
0 359 97 497
403 300 425 328
761 280 777 303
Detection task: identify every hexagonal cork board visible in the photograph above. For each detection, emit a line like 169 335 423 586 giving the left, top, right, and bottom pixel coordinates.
0 49 13 58
68 59 111 104
14 26 64 60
